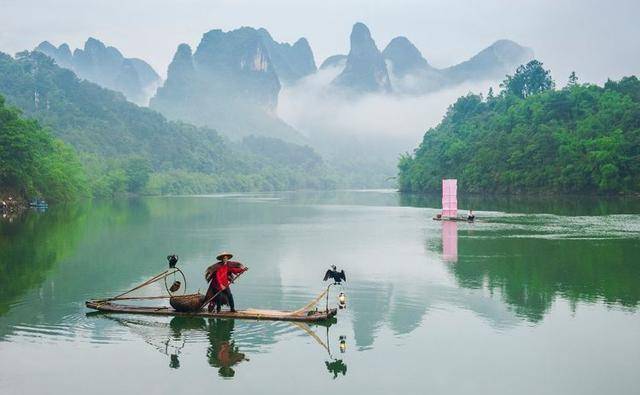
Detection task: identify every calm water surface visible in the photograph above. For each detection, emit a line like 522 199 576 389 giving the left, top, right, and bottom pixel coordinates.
1 191 639 394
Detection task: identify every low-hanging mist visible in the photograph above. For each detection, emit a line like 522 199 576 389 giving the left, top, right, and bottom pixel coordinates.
278 65 501 154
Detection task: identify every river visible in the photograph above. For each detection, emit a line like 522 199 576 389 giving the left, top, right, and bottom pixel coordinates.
0 191 638 394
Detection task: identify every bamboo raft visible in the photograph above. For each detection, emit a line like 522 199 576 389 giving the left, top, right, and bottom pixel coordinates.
86 263 340 323
85 301 337 322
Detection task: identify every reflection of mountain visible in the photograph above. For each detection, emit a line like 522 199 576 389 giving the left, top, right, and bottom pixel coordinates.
349 278 522 349
349 281 392 349
448 229 640 322
387 287 428 336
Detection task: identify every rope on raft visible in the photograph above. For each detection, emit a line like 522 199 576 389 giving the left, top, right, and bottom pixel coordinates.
94 268 182 304
291 287 329 315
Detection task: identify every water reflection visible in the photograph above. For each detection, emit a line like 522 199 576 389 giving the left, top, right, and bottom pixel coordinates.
350 281 392 350
400 192 640 215
325 359 347 379
435 216 640 322
442 221 458 262
1 191 638 395
0 204 88 315
98 315 250 376
97 313 345 379
206 319 249 377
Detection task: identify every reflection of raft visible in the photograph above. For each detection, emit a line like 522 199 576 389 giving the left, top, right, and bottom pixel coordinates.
85 300 337 322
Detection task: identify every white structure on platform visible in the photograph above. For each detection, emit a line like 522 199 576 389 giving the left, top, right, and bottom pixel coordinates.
442 179 457 218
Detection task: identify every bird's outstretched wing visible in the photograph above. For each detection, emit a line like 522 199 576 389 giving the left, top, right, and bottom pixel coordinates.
339 270 346 282
323 269 332 282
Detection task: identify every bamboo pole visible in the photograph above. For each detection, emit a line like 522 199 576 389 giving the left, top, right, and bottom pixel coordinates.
291 287 329 315
100 295 172 302
95 269 179 303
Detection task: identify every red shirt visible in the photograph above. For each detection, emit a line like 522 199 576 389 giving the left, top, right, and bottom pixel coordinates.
214 262 246 290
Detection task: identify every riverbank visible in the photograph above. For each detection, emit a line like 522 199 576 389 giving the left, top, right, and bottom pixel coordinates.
0 193 27 214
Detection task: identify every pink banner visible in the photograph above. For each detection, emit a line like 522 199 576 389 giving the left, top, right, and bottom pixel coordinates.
442 179 457 217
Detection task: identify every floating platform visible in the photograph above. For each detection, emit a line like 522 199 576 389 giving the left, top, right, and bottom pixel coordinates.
433 216 474 222
85 300 337 323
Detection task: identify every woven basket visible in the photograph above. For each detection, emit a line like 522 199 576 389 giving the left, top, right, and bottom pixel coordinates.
170 293 205 312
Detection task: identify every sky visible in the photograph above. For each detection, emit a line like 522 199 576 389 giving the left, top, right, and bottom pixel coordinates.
1 0 639 84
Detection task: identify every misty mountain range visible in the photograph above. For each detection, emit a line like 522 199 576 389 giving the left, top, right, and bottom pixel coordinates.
330 22 533 94
33 22 533 144
149 27 309 143
35 38 161 105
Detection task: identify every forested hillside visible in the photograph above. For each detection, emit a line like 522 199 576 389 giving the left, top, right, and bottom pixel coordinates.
0 51 336 199
398 61 640 194
0 96 87 201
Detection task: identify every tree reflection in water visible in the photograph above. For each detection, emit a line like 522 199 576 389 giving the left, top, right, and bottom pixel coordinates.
433 214 640 322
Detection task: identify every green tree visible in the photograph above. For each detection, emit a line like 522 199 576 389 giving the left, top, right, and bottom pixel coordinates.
123 157 151 193
500 60 555 99
568 71 578 86
0 95 87 201
399 72 640 195
487 87 495 101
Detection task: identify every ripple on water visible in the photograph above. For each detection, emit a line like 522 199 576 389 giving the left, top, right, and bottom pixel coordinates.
471 212 640 240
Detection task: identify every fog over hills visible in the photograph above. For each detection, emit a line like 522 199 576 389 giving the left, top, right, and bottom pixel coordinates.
34 38 161 105
150 27 309 143
28 22 535 186
332 22 392 93
279 23 533 184
325 23 533 95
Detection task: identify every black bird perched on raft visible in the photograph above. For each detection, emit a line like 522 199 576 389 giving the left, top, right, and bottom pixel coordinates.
323 265 346 284
167 254 179 268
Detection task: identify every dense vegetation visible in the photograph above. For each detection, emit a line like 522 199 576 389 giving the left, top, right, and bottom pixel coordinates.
0 96 87 201
0 51 336 200
399 60 640 194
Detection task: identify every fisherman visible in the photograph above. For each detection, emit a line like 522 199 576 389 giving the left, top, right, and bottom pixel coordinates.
467 210 475 221
204 252 248 313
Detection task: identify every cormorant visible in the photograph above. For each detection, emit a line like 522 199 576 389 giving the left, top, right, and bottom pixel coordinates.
167 254 179 268
323 265 346 284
